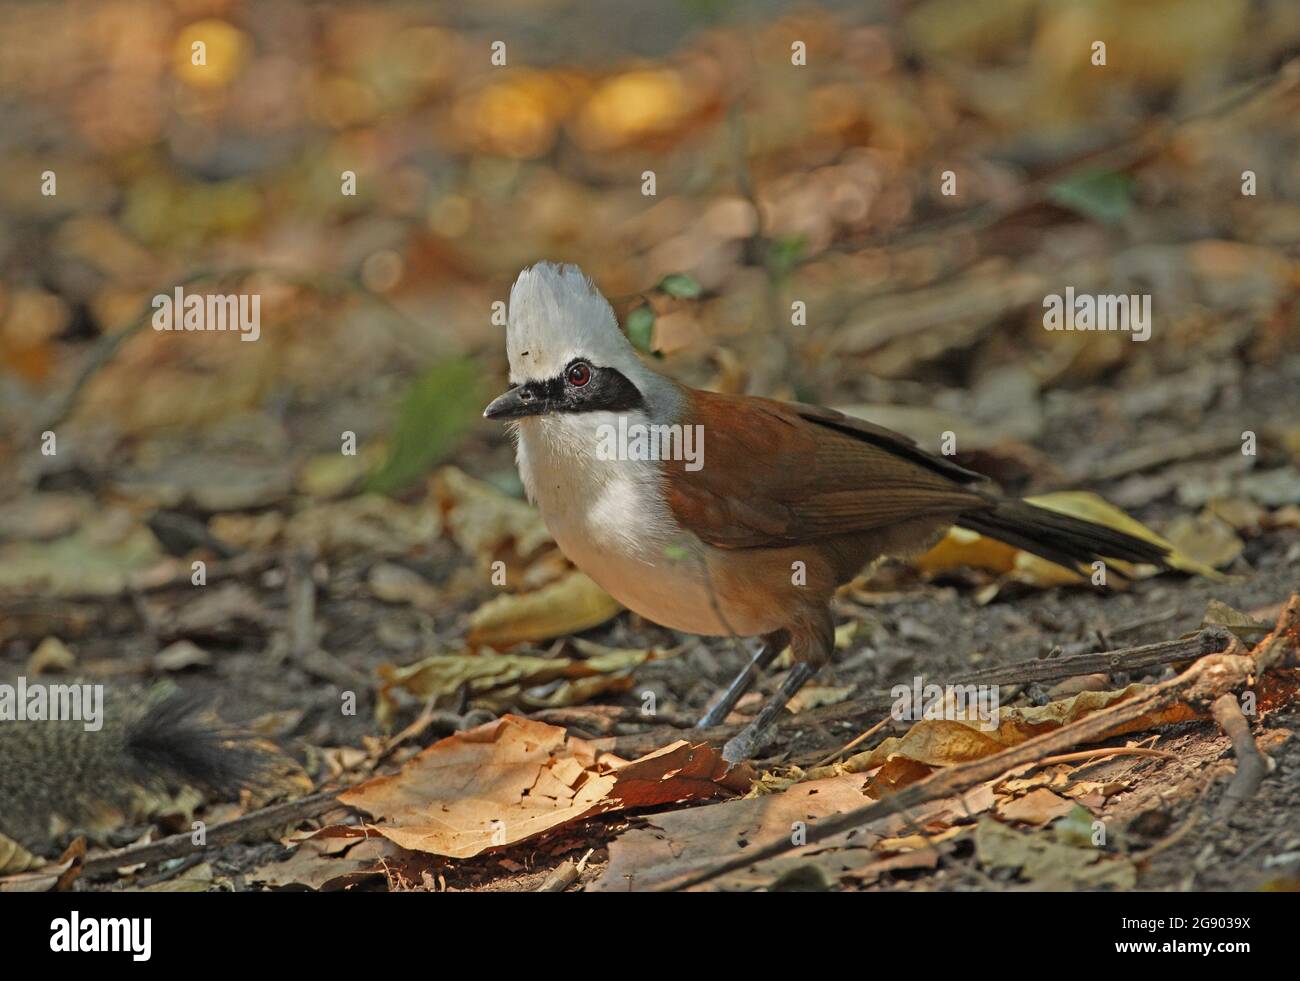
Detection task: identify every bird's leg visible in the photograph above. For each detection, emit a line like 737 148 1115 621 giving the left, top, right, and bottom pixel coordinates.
720 610 832 764
721 663 818 764
697 631 786 728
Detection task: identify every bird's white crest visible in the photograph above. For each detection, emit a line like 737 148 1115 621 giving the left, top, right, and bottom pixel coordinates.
506 262 642 384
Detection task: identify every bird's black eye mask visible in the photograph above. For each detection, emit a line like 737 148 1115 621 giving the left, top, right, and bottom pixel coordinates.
484 359 645 419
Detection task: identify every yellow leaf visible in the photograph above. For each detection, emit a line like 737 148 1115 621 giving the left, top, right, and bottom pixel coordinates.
916 490 1230 583
467 570 621 647
574 70 688 150
379 642 667 711
1026 491 1229 580
173 20 249 89
0 832 43 876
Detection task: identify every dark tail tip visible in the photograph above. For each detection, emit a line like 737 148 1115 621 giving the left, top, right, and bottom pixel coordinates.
956 499 1170 577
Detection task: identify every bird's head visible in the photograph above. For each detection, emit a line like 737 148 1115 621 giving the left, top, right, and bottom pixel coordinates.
483 262 655 421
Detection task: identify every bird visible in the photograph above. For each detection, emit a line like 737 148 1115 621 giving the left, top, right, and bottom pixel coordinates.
484 262 1171 763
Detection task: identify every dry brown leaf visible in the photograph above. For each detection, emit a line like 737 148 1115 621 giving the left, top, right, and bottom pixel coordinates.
1064 779 1129 800
0 509 165 598
1202 598 1274 642
466 570 622 647
844 684 1197 783
863 756 935 798
379 642 668 715
787 684 854 713
996 787 1078 825
590 770 883 891
511 672 637 711
285 493 441 556
338 715 748 859
591 771 993 891
876 825 969 853
432 466 552 565
1163 512 1244 570
975 816 1136 888
135 862 214 892
0 836 83 892
27 636 75 675
367 562 440 611
846 848 942 884
250 837 390 891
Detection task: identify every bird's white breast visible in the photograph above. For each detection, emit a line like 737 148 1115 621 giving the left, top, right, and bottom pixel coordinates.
515 412 732 635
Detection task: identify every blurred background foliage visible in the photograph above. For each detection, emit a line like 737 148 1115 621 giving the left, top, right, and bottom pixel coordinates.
0 0 1297 502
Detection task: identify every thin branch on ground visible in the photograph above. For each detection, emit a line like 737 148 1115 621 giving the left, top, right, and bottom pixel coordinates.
653 599 1300 891
599 627 1231 758
1209 693 1270 821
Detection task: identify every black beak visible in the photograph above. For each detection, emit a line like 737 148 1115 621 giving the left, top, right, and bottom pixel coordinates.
483 385 542 420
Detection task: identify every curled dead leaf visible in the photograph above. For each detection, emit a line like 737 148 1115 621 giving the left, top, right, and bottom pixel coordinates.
379 642 673 715
0 831 44 877
433 466 552 566
467 570 622 647
845 684 1196 781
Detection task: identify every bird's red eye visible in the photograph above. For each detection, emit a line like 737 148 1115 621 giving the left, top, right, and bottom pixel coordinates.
567 362 591 387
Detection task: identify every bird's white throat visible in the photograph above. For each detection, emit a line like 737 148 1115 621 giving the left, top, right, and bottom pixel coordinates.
515 410 681 562
514 410 734 635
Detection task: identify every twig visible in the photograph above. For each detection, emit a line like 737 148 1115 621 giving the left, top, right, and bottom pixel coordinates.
536 860 580 892
78 790 342 879
283 551 368 689
600 627 1230 758
659 598 1298 891
1209 693 1269 821
1069 430 1247 484
1031 746 1176 768
811 717 890 769
528 704 696 735
653 620 1275 891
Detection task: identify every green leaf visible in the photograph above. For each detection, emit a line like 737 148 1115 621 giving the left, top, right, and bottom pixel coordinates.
367 358 483 495
766 235 806 281
625 304 656 354
1048 170 1134 225
657 273 702 299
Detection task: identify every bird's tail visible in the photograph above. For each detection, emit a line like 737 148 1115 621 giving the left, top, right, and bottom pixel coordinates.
955 498 1170 576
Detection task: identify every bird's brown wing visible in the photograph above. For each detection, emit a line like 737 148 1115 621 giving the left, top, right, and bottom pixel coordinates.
664 390 991 549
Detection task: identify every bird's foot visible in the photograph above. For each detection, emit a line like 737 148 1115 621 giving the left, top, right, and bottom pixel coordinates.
720 662 818 764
